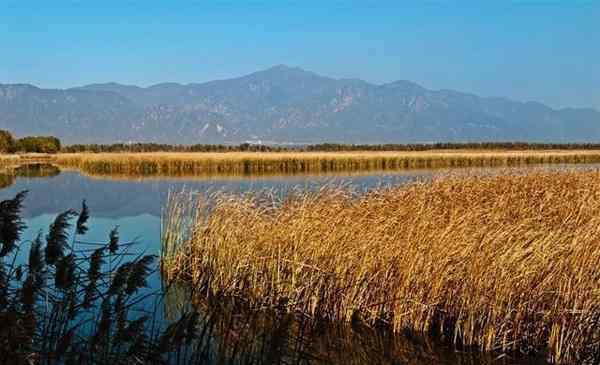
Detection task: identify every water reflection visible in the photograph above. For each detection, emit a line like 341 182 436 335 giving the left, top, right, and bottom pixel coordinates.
13 163 61 178
0 173 14 189
160 285 548 365
4 163 600 220
0 168 430 219
0 163 60 189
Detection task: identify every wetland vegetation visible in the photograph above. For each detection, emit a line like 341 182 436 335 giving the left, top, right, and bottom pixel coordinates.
2 153 600 364
1 169 556 365
162 170 600 364
0 129 61 154
62 141 600 153
6 128 600 179
54 150 600 177
0 191 178 364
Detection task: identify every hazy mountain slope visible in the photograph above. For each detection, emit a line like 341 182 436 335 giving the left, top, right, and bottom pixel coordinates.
0 84 143 143
1 65 599 144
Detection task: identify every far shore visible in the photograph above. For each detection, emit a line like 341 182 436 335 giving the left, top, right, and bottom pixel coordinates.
2 149 600 177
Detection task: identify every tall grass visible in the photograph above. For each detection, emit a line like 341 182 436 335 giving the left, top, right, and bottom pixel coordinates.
0 153 55 170
0 154 19 166
162 170 600 364
57 150 600 177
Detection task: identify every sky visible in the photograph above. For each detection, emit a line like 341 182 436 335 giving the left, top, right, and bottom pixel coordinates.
0 1 598 110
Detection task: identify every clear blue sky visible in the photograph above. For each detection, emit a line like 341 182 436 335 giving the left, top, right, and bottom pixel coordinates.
1 1 598 110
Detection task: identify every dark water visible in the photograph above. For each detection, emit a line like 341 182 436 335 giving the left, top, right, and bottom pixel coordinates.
3 164 592 364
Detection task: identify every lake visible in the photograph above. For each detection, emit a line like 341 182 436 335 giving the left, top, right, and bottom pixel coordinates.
3 163 593 364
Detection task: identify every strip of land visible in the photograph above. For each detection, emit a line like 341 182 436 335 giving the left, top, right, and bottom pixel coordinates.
4 150 600 177
52 150 600 176
0 154 19 166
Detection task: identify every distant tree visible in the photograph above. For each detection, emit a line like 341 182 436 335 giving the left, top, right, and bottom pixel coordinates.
0 130 16 153
16 136 62 153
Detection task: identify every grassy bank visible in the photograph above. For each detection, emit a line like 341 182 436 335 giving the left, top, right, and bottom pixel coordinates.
1 153 56 167
0 154 19 166
0 158 60 189
162 170 600 364
56 150 600 177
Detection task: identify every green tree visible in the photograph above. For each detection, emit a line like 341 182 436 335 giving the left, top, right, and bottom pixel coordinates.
0 130 15 153
16 136 61 153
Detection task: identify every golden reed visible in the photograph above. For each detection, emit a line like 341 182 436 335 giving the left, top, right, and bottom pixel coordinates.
56 150 600 176
0 154 19 166
162 170 600 364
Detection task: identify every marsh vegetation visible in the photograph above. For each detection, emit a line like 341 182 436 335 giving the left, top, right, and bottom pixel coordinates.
62 142 600 153
162 170 600 364
1 172 548 365
3 158 600 364
0 191 258 365
55 150 600 177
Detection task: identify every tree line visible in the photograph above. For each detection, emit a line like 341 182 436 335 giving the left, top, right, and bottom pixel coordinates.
0 130 61 153
64 141 600 153
63 142 279 153
4 128 600 154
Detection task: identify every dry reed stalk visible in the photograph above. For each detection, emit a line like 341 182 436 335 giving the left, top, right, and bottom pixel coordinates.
162 170 600 364
56 150 600 177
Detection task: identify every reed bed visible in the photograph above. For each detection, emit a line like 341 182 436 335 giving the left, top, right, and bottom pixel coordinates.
162 170 600 364
0 155 19 188
0 154 19 166
57 150 600 177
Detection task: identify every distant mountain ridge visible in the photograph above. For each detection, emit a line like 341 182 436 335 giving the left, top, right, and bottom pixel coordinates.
1 65 599 144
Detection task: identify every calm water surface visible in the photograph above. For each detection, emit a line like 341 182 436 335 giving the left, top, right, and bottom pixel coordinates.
3 164 594 364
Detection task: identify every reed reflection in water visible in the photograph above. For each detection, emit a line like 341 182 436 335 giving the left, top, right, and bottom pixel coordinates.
160 284 548 365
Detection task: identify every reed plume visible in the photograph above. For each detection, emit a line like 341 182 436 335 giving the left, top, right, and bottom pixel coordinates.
45 210 77 265
76 200 90 235
83 247 105 308
125 255 155 295
55 254 76 290
0 190 27 257
0 191 197 364
108 227 119 254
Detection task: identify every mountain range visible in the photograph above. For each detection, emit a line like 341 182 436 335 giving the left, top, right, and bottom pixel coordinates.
1 65 599 145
